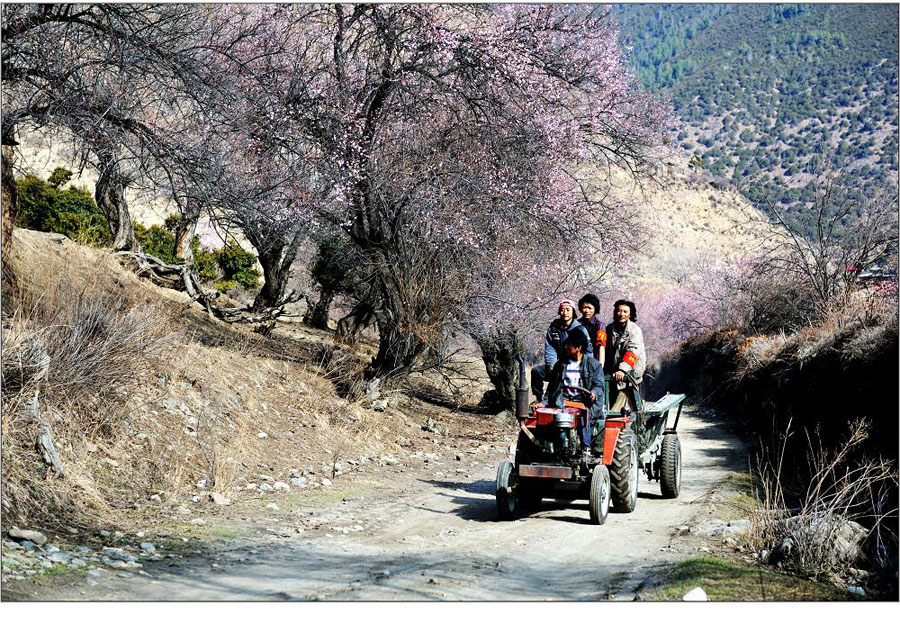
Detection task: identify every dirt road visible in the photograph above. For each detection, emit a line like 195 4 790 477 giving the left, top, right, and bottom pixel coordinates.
7 406 747 601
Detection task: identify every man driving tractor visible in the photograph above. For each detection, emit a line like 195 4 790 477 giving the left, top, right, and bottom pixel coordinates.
544 330 606 453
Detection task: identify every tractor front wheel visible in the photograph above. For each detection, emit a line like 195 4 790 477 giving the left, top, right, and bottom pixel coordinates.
660 432 682 498
495 461 519 520
611 429 639 513
589 464 611 525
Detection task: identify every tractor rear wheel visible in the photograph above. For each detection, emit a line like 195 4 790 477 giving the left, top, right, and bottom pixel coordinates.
610 429 638 513
660 432 681 498
589 464 611 525
495 461 519 520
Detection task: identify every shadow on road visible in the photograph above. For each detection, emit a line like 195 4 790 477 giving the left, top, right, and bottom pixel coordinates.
101 540 622 600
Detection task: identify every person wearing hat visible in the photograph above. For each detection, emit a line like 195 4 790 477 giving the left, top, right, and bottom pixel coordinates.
530 298 592 402
577 293 606 369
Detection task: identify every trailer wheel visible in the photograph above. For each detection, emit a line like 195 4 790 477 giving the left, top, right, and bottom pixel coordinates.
660 433 681 498
589 464 611 525
495 461 519 520
610 429 638 513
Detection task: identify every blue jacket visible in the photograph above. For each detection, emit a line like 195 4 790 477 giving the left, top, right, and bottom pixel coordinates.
544 318 592 368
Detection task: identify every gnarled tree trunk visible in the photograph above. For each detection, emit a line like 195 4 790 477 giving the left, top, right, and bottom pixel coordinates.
366 268 428 378
336 299 377 344
250 231 304 311
173 202 200 265
1 139 19 288
304 288 334 330
95 153 140 252
474 331 521 410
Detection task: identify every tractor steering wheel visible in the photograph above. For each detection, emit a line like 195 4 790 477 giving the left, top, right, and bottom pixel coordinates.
568 386 595 403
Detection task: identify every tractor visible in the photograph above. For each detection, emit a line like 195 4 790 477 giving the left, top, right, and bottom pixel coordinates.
495 357 686 524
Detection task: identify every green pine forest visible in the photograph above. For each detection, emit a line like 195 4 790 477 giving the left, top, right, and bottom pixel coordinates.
615 3 899 235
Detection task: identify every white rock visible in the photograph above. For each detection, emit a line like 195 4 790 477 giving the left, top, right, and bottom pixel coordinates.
8 527 47 546
189 518 206 526
683 587 708 601
48 552 72 564
291 477 308 487
257 432 268 439
320 477 332 487
265 503 280 511
149 494 162 502
140 542 156 553
208 492 231 505
273 481 290 491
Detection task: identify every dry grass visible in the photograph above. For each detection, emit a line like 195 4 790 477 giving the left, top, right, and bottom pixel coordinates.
750 419 898 580
1 229 423 535
1 240 180 529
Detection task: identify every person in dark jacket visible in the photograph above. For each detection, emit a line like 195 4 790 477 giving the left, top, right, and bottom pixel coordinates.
531 298 592 401
545 330 606 450
578 293 606 369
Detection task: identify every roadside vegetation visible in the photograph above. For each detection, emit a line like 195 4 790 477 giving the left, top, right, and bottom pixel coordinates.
646 172 898 598
647 556 853 601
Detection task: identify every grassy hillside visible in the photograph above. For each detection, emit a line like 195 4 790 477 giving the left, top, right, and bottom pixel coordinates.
616 3 899 235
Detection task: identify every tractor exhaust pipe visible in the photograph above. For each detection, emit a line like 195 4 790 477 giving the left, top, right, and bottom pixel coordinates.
515 355 530 419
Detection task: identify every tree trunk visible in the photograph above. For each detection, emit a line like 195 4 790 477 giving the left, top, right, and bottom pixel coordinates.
1 139 19 288
252 246 290 311
369 311 427 379
474 331 522 410
250 232 304 311
303 288 334 330
173 204 199 264
95 155 140 252
336 299 377 344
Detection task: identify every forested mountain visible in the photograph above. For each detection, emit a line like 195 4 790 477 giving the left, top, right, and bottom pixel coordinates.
615 3 899 234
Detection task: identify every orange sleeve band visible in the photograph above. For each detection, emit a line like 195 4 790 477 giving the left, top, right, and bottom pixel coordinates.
596 328 607 347
623 351 638 367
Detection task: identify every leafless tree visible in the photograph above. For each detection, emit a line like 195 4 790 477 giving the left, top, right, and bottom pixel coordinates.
1 4 229 253
759 171 898 321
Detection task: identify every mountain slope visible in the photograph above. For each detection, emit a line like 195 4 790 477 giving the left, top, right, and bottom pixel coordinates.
616 3 899 234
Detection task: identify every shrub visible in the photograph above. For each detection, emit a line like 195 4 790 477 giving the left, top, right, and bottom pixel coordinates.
134 222 178 264
191 238 219 282
16 171 111 246
217 243 260 290
213 279 238 293
2 268 176 423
